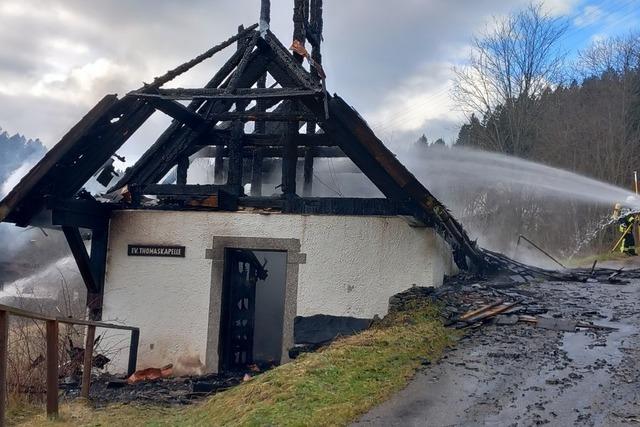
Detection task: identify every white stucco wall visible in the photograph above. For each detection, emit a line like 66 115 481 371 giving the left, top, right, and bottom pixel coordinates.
101 210 456 373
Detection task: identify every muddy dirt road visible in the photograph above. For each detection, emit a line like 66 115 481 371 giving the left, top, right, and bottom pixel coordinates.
355 278 640 426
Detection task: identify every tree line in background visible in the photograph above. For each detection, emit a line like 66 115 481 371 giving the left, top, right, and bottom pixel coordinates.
0 128 46 189
432 3 640 259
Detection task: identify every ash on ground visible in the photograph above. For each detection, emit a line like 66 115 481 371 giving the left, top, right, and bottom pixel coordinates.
62 371 247 407
358 265 640 427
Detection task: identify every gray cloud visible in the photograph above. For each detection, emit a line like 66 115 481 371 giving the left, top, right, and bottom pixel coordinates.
0 0 575 160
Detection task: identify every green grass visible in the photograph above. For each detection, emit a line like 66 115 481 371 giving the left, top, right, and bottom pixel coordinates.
564 251 629 268
12 302 455 427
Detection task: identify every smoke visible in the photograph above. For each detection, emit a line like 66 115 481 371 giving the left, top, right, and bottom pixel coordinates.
0 160 37 198
397 145 639 210
295 144 633 263
0 157 75 294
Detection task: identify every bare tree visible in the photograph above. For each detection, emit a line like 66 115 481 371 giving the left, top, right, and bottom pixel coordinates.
453 3 567 155
575 32 640 78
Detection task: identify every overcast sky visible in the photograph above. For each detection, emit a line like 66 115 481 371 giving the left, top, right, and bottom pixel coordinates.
0 0 638 163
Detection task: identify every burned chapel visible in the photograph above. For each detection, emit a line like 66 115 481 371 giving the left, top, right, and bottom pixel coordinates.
0 0 484 373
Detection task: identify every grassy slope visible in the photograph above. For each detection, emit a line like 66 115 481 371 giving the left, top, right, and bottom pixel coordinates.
15 303 455 427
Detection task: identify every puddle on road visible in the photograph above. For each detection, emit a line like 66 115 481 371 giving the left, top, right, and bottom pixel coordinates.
560 308 635 367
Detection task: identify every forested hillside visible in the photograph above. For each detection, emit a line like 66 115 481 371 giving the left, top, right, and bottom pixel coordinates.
444 6 640 256
0 128 46 192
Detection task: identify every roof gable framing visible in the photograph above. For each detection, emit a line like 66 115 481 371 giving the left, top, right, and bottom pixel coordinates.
0 22 484 269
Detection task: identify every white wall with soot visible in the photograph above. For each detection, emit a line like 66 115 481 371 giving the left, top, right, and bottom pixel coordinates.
101 210 456 373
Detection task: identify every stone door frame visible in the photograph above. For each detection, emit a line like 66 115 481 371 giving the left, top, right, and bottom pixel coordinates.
204 236 306 372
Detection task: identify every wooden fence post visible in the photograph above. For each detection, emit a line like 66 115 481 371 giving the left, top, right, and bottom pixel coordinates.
127 329 140 377
80 325 96 399
0 310 9 427
45 320 58 419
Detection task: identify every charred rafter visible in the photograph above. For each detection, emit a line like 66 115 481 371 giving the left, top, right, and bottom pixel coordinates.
133 87 323 101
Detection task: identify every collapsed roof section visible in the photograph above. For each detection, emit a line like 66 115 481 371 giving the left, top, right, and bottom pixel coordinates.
0 6 484 270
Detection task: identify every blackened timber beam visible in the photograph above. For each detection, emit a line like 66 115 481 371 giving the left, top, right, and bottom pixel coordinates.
300 97 407 200
227 120 244 194
303 148 314 196
134 88 323 101
283 197 417 216
250 148 264 196
147 97 206 129
251 133 333 146
303 120 316 196
49 198 110 230
214 147 225 184
282 121 298 196
292 0 306 64
215 146 344 158
210 111 316 122
255 74 268 134
60 98 155 197
309 0 323 77
303 0 310 23
88 227 108 320
193 131 336 147
150 99 316 125
144 25 258 91
236 196 424 217
226 32 259 92
264 42 409 197
239 196 284 209
0 95 119 224
135 184 234 196
127 187 238 211
177 156 189 185
321 95 484 268
109 41 264 191
264 33 319 90
123 48 281 187
62 227 99 294
260 0 271 27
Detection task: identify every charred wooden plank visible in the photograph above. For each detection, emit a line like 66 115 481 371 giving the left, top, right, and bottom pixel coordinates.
145 25 258 91
306 94 484 269
264 32 319 90
240 146 344 158
126 189 238 212
194 131 335 147
88 226 108 320
303 120 316 196
226 32 260 92
62 227 98 294
57 97 155 197
133 87 323 101
214 146 225 184
49 198 111 230
0 95 119 224
255 74 268 134
125 48 276 187
250 148 264 196
110 43 251 192
176 156 189 185
227 120 245 193
148 98 207 129
292 0 307 64
260 0 271 27
238 196 285 209
283 197 414 216
209 111 316 122
282 120 298 195
308 0 323 79
135 184 233 196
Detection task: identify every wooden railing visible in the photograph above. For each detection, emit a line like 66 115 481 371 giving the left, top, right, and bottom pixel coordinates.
0 303 139 425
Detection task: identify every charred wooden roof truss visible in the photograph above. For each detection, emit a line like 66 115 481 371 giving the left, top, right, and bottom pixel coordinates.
0 0 485 271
